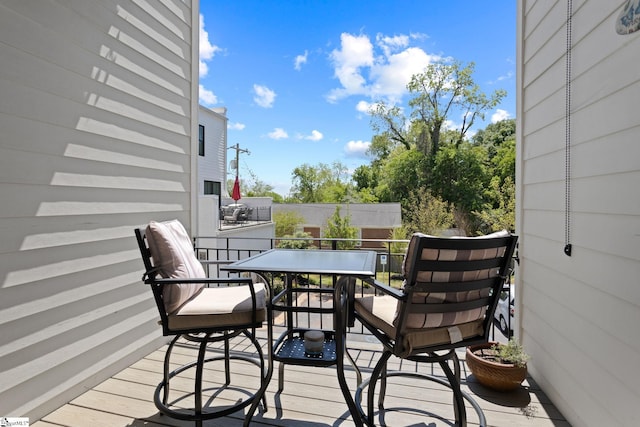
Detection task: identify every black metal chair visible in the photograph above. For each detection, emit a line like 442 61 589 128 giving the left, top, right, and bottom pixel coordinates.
134 220 268 426
345 231 518 426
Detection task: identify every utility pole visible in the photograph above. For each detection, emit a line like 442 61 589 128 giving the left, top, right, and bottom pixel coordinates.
228 143 250 179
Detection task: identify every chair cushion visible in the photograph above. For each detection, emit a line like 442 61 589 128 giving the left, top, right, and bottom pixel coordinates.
167 283 267 331
355 295 484 357
145 220 206 314
402 230 510 281
400 230 510 329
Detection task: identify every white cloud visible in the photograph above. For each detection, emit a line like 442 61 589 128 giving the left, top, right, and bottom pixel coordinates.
376 33 409 57
327 33 374 102
356 100 388 115
491 109 511 123
294 50 308 70
199 84 217 105
355 100 373 114
199 15 220 77
228 122 245 130
268 128 288 139
496 71 514 82
410 32 429 41
370 47 435 101
344 140 371 157
253 84 276 108
327 32 436 104
303 130 323 141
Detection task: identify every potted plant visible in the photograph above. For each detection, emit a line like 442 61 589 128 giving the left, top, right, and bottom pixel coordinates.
466 339 529 391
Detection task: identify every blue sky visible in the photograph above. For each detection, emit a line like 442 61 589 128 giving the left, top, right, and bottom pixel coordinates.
198 1 516 197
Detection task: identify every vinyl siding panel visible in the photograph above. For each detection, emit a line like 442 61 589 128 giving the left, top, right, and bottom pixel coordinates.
0 0 197 420
518 1 640 426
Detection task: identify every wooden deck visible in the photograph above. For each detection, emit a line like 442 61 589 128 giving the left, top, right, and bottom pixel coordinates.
33 330 569 427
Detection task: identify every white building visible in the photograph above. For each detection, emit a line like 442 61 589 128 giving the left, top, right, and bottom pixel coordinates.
198 105 228 204
197 104 275 243
517 2 640 426
0 0 200 419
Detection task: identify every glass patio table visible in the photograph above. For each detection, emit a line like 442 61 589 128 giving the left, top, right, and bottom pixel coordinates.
222 248 377 427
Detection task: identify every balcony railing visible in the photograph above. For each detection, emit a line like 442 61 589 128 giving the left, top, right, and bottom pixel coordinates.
194 236 515 340
218 204 272 229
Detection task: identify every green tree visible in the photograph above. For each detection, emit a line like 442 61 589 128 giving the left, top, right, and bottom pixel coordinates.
431 141 490 215
369 104 411 151
407 60 506 156
289 162 355 203
352 164 378 193
473 118 516 158
402 190 455 236
273 210 305 237
323 205 358 249
374 148 428 202
475 176 516 234
352 163 381 203
491 138 516 186
276 230 314 249
387 226 410 256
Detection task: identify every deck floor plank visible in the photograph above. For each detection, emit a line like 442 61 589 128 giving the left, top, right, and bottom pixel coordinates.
33 333 569 427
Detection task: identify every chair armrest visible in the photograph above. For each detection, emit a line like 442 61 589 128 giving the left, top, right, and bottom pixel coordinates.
362 277 404 300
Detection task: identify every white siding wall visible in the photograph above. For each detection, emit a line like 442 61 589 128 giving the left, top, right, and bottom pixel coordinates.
517 1 640 426
198 105 228 196
0 0 198 420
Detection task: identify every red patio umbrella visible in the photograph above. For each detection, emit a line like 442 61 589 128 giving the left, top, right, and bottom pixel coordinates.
231 176 241 201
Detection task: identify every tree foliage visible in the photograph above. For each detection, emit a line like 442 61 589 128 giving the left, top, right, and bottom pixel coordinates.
431 141 490 214
475 176 516 233
407 60 506 155
273 210 305 237
279 58 515 237
402 190 455 236
375 148 428 203
473 118 516 157
276 230 314 249
289 162 357 203
323 205 358 249
370 60 506 158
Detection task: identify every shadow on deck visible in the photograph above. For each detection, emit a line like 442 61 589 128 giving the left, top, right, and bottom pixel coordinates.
33 329 569 427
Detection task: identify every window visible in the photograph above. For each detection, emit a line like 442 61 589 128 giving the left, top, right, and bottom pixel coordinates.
204 180 221 196
198 124 205 156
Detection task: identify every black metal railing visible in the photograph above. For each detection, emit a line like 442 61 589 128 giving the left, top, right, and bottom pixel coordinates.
194 235 516 339
219 205 272 228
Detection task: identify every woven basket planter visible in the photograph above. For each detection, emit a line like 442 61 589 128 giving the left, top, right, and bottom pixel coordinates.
466 342 527 391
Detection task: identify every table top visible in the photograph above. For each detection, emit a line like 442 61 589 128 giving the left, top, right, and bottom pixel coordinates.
222 249 377 276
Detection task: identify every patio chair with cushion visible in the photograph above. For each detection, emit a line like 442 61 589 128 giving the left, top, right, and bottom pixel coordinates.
134 219 268 426
343 230 517 426
223 208 242 224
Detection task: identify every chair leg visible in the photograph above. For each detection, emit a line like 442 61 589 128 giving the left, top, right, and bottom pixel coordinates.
335 334 364 426
248 327 268 412
224 332 231 385
367 351 392 426
194 335 209 426
377 362 387 410
162 335 180 405
278 358 285 392
345 346 362 386
452 351 463 423
244 318 275 427
439 352 466 426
